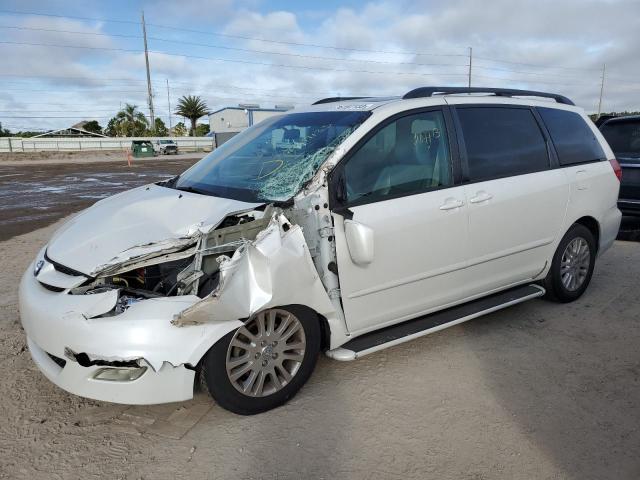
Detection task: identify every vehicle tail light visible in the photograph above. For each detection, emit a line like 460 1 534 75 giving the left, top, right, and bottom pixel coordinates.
609 158 622 182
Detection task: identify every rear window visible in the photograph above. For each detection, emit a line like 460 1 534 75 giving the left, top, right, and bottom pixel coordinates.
457 107 549 182
538 107 605 165
600 119 640 158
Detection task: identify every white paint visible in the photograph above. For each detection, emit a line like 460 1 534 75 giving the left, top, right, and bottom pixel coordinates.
46 184 261 276
344 219 375 265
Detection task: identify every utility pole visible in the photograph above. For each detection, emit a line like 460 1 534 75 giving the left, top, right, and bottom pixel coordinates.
597 63 606 118
166 79 172 136
468 47 473 88
141 11 155 133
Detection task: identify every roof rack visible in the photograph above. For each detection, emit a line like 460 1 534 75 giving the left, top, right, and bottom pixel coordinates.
312 96 369 105
402 87 575 105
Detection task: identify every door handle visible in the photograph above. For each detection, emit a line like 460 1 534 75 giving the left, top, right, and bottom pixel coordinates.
469 191 493 204
439 198 465 210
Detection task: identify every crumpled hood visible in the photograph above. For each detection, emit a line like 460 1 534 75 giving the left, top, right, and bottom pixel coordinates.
46 184 262 276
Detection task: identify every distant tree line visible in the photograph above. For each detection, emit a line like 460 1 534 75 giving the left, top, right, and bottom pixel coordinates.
0 95 211 137
102 95 210 137
589 111 640 122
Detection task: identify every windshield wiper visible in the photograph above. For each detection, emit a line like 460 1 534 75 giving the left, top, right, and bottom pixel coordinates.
174 185 219 197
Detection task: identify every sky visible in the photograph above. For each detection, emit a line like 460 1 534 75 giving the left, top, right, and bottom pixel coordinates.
0 0 639 133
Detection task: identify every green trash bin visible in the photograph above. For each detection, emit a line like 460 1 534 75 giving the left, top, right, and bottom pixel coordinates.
131 140 156 158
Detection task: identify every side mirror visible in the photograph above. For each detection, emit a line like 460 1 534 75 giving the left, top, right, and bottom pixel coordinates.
344 220 374 265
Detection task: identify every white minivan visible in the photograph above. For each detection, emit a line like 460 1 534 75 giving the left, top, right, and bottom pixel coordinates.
20 87 622 414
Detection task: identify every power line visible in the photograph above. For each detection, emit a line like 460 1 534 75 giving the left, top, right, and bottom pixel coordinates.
0 74 342 96
472 74 594 87
0 9 139 25
147 36 468 68
0 25 466 68
0 40 472 77
473 55 601 72
0 8 617 77
0 9 467 58
0 24 601 79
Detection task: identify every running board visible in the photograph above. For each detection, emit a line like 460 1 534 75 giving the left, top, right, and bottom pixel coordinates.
326 284 545 361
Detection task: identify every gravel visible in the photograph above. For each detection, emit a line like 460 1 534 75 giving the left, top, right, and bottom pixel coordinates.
1 217 639 479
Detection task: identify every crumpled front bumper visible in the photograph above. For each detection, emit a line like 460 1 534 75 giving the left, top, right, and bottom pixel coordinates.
19 266 242 405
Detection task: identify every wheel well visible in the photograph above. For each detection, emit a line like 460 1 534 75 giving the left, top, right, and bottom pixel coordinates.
574 216 600 252
317 314 331 352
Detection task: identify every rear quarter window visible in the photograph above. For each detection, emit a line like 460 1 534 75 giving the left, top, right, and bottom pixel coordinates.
538 107 605 165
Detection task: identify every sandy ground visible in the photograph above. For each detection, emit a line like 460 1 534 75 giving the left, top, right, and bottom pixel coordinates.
0 151 207 166
0 215 639 479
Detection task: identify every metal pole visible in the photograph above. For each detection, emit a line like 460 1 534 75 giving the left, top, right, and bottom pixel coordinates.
166 78 172 137
468 47 473 88
141 11 155 133
597 63 606 118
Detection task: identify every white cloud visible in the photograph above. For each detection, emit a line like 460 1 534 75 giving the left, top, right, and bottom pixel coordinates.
2 0 640 132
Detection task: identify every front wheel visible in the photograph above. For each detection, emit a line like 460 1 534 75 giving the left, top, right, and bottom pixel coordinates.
201 306 320 415
543 224 596 303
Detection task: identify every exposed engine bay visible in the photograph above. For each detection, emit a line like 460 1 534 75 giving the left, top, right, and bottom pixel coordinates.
69 206 279 315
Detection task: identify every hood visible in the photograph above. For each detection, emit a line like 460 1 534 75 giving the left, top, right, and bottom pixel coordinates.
46 184 262 276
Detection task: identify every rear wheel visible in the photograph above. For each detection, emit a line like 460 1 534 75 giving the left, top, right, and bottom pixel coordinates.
543 224 596 302
201 306 320 415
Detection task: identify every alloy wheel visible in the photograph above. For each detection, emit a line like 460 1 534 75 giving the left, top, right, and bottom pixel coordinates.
225 309 306 397
560 237 591 291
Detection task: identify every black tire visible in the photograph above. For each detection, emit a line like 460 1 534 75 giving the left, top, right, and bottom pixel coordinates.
543 224 596 303
201 305 321 415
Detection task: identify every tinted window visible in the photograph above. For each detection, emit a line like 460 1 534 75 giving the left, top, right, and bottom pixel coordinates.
343 110 452 204
600 119 640 158
538 107 605 165
457 107 549 181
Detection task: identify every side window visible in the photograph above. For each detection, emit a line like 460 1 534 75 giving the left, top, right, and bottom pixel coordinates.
457 107 549 182
343 110 452 204
538 107 605 165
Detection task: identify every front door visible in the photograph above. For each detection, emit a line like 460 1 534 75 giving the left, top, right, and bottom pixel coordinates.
331 108 471 334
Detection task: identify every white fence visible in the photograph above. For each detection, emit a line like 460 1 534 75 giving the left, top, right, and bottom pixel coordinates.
0 136 215 153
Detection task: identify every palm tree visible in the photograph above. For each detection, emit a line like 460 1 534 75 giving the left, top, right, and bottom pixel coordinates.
115 103 149 136
175 95 209 136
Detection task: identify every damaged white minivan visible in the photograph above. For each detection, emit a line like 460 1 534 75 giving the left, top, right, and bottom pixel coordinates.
20 87 622 414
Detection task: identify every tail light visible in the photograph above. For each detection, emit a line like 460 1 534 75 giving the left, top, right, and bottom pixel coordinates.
609 158 622 182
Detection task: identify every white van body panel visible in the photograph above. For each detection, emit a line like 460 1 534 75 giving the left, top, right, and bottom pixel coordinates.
18 92 622 405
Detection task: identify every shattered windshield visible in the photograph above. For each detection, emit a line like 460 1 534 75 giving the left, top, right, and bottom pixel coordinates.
174 110 371 202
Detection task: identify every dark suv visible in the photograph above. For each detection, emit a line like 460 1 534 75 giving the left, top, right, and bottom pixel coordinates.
599 116 640 216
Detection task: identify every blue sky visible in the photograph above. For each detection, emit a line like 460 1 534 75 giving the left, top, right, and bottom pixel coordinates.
0 0 638 132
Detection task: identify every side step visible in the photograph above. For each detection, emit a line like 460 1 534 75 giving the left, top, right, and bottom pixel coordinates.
326 284 545 361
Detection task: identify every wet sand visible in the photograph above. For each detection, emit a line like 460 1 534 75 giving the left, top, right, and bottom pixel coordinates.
0 157 201 241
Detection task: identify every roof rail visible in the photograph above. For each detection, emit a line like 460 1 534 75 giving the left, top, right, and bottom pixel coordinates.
402 87 575 106
312 96 369 105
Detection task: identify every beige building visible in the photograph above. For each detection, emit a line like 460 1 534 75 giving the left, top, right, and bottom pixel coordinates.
208 105 292 144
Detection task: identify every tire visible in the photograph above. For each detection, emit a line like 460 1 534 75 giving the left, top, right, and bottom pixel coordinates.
543 224 596 303
201 305 321 415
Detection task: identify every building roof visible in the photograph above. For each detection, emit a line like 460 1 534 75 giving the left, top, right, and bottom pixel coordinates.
209 106 291 115
33 127 107 138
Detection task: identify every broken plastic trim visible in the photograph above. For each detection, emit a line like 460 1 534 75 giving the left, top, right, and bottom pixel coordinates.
172 212 337 327
64 349 141 369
